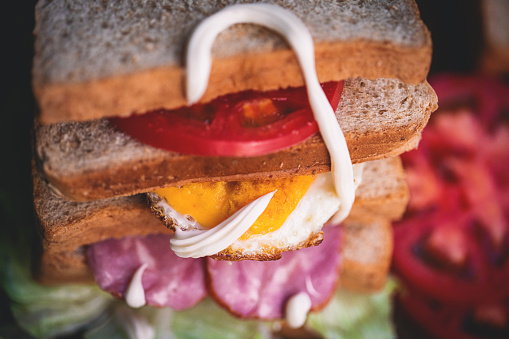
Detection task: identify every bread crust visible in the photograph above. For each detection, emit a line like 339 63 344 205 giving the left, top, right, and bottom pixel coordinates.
33 0 432 123
34 40 431 124
36 79 436 201
37 130 420 202
34 189 173 285
340 218 394 292
38 132 413 201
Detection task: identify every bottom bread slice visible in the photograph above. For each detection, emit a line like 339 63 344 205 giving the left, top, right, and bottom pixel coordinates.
33 157 408 288
340 218 393 292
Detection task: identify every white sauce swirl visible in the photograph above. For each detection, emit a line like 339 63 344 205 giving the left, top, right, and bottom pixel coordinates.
176 3 355 258
125 263 148 308
169 191 275 258
285 292 312 328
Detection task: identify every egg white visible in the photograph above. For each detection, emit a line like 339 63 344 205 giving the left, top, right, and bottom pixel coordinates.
151 164 364 258
228 172 341 256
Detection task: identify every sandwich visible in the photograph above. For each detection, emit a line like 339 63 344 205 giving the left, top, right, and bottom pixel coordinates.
28 0 437 335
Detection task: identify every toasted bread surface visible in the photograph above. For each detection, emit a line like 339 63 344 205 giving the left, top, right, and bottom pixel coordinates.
36 78 436 201
34 157 407 285
340 218 393 292
33 168 172 250
349 157 409 221
33 0 431 123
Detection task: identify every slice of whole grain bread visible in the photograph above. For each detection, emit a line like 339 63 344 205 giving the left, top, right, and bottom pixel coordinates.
32 0 432 123
34 156 407 285
349 156 408 221
35 77 437 201
340 217 394 292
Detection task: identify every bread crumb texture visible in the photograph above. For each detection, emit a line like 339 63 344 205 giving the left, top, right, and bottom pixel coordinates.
36 78 436 177
338 77 434 134
33 0 428 84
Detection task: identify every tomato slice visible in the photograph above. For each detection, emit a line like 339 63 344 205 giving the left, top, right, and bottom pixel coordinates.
394 214 508 305
110 81 344 157
392 75 509 307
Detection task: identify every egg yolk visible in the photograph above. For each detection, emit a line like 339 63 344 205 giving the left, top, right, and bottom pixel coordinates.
154 175 315 240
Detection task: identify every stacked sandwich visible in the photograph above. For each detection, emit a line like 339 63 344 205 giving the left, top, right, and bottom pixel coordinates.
31 0 437 332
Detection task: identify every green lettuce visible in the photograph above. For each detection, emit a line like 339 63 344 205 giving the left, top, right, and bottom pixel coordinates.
307 279 398 339
171 298 272 339
0 189 111 338
83 299 273 339
1 188 397 339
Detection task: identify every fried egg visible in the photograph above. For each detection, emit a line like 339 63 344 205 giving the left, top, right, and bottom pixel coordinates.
149 172 342 260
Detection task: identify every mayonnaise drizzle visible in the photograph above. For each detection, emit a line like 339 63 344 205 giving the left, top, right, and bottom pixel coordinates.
170 191 275 258
178 3 355 258
125 263 148 308
285 292 312 328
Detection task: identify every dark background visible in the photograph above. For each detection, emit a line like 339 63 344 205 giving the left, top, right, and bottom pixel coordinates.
0 0 494 337
0 1 47 337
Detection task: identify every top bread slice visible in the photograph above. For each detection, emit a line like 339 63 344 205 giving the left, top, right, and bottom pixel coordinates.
32 0 432 123
35 77 437 201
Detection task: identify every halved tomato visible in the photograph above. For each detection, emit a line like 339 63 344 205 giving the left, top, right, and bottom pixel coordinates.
393 75 509 307
110 82 343 157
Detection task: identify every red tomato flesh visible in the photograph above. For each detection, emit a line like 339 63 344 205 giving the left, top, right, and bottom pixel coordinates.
393 75 509 308
110 82 344 157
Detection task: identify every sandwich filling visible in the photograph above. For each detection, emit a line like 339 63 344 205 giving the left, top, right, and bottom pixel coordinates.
87 226 343 317
145 3 356 259
111 82 343 157
154 175 315 240
150 166 364 259
185 3 355 225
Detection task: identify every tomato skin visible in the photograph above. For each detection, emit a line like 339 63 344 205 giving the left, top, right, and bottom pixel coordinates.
394 131 509 304
110 82 344 157
392 75 509 339
393 216 502 305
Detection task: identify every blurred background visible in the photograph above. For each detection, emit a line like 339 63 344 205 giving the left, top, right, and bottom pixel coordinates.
0 1 38 337
0 0 507 338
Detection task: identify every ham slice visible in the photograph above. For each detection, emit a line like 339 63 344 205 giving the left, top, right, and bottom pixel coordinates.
207 226 342 319
87 226 342 316
87 234 206 310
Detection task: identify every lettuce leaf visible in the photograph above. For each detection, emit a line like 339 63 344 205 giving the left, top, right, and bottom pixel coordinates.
171 298 273 339
1 242 111 338
307 279 398 339
0 189 111 338
84 299 273 339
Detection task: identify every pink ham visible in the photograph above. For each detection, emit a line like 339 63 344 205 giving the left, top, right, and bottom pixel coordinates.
207 226 342 319
87 234 206 310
